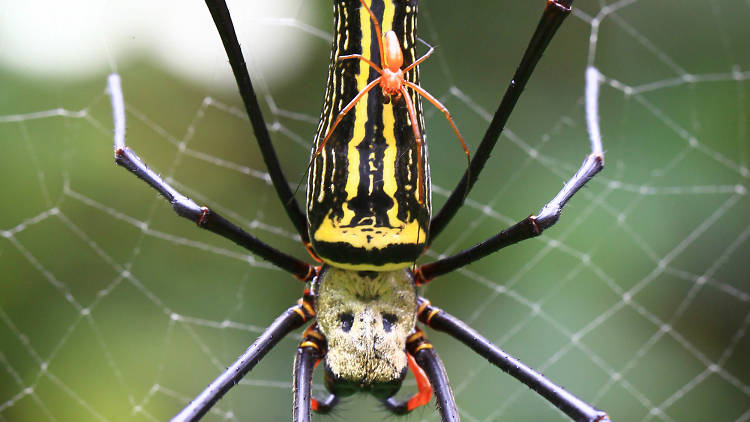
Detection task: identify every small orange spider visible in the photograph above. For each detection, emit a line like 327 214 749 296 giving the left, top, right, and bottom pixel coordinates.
313 0 470 204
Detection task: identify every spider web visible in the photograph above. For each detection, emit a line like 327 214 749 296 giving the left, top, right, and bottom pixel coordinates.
2 0 749 421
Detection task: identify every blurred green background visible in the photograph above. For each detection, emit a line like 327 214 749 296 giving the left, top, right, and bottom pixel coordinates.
1 0 748 421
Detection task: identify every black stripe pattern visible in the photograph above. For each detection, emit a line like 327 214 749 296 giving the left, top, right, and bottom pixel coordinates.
307 0 428 270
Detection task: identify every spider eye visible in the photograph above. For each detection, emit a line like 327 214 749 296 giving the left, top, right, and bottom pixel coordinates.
338 312 354 332
381 313 397 332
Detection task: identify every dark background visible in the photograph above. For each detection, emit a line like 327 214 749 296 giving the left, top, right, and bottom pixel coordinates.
1 0 748 421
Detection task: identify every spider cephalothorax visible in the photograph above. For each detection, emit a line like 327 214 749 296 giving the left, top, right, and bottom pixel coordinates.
314 267 416 397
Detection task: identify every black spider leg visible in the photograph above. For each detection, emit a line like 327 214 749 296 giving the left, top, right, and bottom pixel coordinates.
293 325 339 421
416 152 602 282
204 0 309 244
293 344 318 422
171 294 316 422
413 347 459 421
428 0 574 245
107 75 315 281
383 329 459 422
417 298 611 422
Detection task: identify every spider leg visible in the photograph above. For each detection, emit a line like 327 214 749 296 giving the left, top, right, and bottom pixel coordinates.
311 392 339 414
293 345 318 422
429 0 574 245
107 75 315 281
415 152 602 283
412 345 459 422
204 0 309 243
402 42 434 73
403 80 471 186
383 349 433 414
293 325 337 421
313 77 381 159
171 294 316 422
338 54 383 73
416 298 611 422
357 0 385 68
383 329 459 422
400 85 426 204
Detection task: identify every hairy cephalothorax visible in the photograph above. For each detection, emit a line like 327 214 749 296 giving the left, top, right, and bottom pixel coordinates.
314 267 416 397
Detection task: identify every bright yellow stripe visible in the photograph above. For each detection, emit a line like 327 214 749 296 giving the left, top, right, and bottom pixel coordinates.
382 0 395 34
380 0 399 224
341 1 373 222
382 103 398 216
345 0 398 221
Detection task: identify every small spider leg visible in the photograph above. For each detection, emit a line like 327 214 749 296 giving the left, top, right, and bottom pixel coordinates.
294 325 330 421
358 0 385 68
403 79 471 177
313 77 381 159
107 75 315 281
337 54 383 73
204 0 309 243
402 43 434 74
383 329 459 421
415 152 602 283
172 295 316 422
416 298 611 422
400 85 426 204
429 0 574 245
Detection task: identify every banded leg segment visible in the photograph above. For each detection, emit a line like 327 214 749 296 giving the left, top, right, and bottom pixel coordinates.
204 0 309 243
417 298 611 422
293 325 339 421
172 295 316 422
429 0 575 244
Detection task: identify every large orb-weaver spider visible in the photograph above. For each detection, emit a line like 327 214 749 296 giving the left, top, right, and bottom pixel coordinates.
108 0 608 421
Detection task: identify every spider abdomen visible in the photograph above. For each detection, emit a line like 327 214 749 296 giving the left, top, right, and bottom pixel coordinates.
307 0 429 271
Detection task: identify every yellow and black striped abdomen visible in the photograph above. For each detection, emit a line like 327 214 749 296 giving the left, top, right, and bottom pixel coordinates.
307 0 429 271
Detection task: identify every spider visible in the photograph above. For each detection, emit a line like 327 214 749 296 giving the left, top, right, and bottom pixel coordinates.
108 0 608 421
